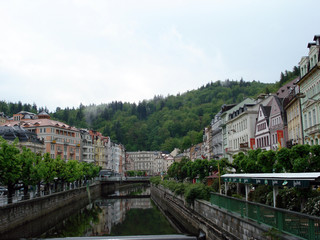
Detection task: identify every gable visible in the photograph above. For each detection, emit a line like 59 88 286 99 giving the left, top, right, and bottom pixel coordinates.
269 97 282 117
303 99 317 110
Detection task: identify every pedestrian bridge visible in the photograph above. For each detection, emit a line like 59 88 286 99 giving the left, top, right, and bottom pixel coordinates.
100 176 150 183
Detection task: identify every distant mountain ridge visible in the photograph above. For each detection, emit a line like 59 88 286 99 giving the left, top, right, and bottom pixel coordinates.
0 67 299 152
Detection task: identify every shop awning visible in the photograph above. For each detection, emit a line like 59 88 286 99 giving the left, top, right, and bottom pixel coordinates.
222 172 320 188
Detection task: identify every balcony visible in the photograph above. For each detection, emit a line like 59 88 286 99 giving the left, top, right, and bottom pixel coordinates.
239 142 249 149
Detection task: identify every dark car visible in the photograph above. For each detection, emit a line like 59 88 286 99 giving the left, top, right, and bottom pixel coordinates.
0 186 8 195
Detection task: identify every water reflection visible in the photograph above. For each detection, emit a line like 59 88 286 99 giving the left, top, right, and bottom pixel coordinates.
109 184 151 197
40 185 176 238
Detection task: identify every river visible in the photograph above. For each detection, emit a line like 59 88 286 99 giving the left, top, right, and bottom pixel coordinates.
3 184 179 239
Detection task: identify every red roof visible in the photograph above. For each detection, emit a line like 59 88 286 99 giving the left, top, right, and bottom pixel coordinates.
2 119 79 132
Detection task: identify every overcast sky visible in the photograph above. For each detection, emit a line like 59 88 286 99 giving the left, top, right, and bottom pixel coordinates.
0 0 319 112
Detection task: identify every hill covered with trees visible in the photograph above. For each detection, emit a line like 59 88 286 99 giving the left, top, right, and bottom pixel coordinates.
0 67 299 152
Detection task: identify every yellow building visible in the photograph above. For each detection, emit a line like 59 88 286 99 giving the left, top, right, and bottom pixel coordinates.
285 88 305 146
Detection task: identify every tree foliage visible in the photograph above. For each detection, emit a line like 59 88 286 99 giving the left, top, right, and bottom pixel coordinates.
0 138 101 201
232 145 320 174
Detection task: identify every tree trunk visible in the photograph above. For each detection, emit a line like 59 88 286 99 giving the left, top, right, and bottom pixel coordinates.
7 184 15 204
23 183 29 200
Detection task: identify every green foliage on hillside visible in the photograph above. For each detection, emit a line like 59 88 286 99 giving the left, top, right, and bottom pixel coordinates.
0 66 299 152
56 79 273 152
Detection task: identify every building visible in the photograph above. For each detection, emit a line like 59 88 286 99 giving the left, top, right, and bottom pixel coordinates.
211 104 235 160
90 131 106 168
153 153 174 175
127 151 160 175
283 79 305 146
254 104 271 150
3 111 81 160
0 125 45 153
203 125 212 160
222 98 257 161
297 35 320 145
80 129 95 163
0 112 7 124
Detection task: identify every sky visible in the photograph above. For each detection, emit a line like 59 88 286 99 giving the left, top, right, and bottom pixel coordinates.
0 0 319 112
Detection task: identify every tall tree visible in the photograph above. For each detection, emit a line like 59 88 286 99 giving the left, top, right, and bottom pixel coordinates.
0 138 21 203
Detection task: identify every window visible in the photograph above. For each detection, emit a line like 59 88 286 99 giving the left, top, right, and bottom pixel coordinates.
309 112 312 127
305 114 308 128
313 109 316 126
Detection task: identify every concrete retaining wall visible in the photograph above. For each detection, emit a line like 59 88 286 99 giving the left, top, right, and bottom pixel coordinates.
0 183 100 235
151 185 299 240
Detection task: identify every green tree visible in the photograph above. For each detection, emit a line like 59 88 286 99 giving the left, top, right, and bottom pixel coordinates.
0 138 21 203
19 147 37 199
257 150 276 173
275 147 292 172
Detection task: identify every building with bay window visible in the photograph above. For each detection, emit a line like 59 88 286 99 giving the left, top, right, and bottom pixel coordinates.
297 35 320 145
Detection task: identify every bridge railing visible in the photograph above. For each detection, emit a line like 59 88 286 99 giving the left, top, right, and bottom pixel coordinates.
100 176 150 181
0 180 96 207
210 192 320 240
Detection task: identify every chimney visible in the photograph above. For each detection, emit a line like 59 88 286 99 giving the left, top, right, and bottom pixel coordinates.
314 35 320 46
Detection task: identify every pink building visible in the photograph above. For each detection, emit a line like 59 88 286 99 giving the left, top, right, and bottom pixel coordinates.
3 111 81 160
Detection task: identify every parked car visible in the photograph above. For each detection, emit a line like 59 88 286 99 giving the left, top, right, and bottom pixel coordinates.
0 186 8 195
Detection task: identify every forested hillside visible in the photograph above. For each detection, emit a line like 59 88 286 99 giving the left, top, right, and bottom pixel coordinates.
0 67 299 152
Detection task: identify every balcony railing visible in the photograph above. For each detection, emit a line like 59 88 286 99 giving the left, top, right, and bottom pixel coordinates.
210 192 320 240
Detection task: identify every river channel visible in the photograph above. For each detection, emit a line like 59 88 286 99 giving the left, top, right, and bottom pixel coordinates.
3 184 179 239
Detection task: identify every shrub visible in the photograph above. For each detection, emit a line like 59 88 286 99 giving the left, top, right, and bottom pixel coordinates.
232 194 242 199
276 188 301 211
249 185 272 204
303 196 320 216
210 178 220 192
174 182 186 196
184 183 211 204
150 176 161 186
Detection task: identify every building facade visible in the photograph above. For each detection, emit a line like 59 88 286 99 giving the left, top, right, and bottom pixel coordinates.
3 111 81 160
223 98 257 161
0 125 45 153
0 112 7 124
80 129 95 163
298 35 320 145
254 105 271 150
284 81 305 146
127 151 160 175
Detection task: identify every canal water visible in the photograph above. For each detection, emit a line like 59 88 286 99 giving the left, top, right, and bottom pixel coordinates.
3 184 178 239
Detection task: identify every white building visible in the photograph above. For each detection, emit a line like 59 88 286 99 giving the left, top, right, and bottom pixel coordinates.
298 35 320 145
254 104 272 150
127 151 160 175
221 98 255 161
80 129 95 163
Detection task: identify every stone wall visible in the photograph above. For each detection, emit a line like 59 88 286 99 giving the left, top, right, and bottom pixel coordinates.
0 183 100 235
151 185 299 240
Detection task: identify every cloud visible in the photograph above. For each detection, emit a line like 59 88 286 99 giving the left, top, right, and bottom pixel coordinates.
0 0 319 112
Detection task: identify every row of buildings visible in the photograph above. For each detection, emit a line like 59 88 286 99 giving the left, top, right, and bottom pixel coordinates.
186 35 320 163
0 111 127 174
0 111 176 176
1 34 319 174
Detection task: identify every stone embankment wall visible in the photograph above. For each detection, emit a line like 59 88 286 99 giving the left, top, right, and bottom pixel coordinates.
0 183 100 235
151 185 299 240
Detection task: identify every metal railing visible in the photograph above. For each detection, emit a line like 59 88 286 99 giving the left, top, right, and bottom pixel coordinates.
101 176 150 181
210 192 320 240
0 180 96 207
